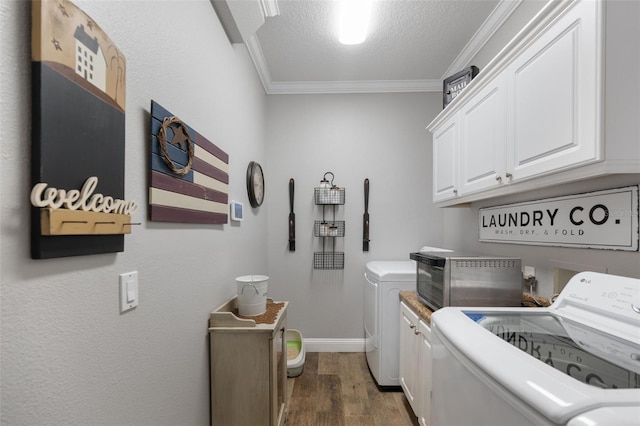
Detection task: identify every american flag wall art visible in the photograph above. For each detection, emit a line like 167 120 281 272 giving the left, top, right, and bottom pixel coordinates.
149 101 229 224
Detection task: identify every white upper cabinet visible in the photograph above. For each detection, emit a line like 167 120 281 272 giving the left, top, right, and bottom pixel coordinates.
432 116 459 202
427 0 639 207
506 0 600 181
459 71 507 195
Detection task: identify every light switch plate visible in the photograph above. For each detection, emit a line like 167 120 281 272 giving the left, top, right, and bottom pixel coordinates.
119 271 138 313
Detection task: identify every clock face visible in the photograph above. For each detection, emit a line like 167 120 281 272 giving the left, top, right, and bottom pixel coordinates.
253 165 264 204
247 161 264 207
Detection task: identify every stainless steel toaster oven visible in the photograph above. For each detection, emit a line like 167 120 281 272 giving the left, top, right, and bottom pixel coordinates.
409 251 522 311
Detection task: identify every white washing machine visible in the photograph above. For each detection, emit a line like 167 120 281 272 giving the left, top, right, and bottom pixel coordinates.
431 271 640 426
364 260 416 387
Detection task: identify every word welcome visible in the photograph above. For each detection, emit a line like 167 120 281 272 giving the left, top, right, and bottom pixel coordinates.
30 177 138 215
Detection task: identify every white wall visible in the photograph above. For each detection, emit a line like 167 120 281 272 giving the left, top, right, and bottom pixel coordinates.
1 1 267 424
265 93 444 340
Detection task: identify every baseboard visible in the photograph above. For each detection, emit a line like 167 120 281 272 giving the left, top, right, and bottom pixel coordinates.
303 338 365 353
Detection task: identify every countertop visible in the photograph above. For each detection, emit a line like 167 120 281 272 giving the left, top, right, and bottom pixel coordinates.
399 291 551 325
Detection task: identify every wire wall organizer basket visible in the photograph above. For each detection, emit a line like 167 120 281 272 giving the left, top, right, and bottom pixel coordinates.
313 172 345 270
314 187 345 205
313 252 345 270
314 220 345 237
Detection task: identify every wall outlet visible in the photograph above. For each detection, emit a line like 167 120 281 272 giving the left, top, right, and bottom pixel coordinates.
523 266 535 279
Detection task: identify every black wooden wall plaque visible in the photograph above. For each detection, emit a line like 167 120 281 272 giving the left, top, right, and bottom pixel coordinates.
31 0 127 258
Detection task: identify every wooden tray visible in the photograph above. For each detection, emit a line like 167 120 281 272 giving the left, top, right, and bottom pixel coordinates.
209 297 287 328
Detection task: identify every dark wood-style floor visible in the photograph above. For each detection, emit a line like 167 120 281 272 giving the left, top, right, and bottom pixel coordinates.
286 352 419 426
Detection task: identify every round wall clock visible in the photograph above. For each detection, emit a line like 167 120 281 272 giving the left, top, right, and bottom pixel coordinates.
246 161 264 208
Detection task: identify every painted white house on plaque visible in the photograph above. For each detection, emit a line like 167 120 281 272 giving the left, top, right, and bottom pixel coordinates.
74 25 106 92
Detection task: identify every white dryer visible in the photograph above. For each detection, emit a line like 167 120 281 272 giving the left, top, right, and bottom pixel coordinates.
364 260 416 387
431 271 640 426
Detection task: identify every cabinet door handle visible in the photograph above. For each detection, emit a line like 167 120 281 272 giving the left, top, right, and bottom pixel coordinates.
505 172 513 179
496 176 502 182
409 323 416 329
414 329 421 335
453 189 458 195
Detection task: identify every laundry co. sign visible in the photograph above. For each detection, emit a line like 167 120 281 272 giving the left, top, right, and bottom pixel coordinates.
479 186 639 251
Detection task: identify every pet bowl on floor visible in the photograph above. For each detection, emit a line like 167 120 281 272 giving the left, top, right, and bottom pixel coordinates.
286 329 305 377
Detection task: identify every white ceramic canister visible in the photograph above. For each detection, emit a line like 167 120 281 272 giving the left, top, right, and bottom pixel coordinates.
236 275 269 316
319 179 330 203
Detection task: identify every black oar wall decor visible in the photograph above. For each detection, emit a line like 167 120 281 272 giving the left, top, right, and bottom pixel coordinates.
288 178 295 251
363 178 370 251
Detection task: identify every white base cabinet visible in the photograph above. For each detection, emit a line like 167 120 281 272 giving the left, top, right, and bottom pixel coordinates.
428 0 640 206
399 301 419 411
399 301 432 426
417 319 432 426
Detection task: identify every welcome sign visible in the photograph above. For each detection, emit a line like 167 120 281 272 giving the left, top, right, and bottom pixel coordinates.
479 186 639 251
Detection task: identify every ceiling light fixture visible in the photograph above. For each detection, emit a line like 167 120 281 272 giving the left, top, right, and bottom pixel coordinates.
338 0 373 45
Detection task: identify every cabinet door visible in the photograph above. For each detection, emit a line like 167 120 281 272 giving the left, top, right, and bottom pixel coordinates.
432 116 459 202
506 0 601 181
418 320 432 426
459 72 507 195
399 302 420 415
274 325 287 426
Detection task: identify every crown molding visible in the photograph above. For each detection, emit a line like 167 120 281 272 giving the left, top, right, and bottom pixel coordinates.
244 0 521 94
260 0 280 18
441 0 522 79
245 34 274 92
265 79 442 95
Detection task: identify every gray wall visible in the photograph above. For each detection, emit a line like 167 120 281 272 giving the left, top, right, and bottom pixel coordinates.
265 93 445 339
1 1 267 424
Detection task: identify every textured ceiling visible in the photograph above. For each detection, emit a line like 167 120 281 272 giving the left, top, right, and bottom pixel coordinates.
249 0 505 93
